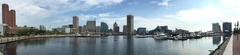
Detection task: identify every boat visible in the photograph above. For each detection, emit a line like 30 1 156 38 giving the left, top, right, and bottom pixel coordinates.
154 33 168 40
173 35 187 40
136 35 147 38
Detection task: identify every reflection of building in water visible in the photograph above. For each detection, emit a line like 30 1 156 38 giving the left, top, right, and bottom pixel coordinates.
72 37 79 55
0 42 17 55
127 36 134 55
223 35 231 41
113 36 119 55
212 36 221 45
100 37 107 55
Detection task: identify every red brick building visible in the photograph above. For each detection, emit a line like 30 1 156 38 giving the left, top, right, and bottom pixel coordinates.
2 4 16 34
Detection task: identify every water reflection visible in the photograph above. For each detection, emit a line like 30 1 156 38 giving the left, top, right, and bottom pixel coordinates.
0 42 17 55
71 37 79 55
0 36 223 55
17 38 48 46
113 36 119 55
212 36 221 45
100 37 107 55
6 43 17 55
223 34 232 41
127 36 134 55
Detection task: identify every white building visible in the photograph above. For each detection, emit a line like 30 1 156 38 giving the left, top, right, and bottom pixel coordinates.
39 25 46 30
65 28 71 33
0 24 4 36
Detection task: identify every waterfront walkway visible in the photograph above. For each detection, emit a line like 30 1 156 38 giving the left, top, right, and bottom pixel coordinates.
210 36 230 55
223 34 240 55
0 35 78 44
232 34 240 55
223 35 232 55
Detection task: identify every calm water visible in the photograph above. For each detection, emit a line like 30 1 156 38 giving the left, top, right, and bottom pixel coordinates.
0 36 223 55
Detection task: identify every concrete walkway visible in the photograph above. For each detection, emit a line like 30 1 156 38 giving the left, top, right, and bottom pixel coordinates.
223 35 233 55
232 34 240 55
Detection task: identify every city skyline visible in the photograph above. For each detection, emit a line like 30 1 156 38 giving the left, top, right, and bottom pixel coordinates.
0 0 240 32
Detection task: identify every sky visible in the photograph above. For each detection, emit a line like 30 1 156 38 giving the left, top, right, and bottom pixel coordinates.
0 0 240 32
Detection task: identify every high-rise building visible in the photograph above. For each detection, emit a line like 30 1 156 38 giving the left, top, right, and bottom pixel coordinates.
2 4 9 25
72 16 79 33
223 22 232 35
2 4 16 34
123 25 127 34
78 26 83 33
10 10 16 30
86 20 96 32
39 25 46 31
0 24 4 36
100 22 109 33
68 24 73 28
65 28 71 33
82 25 87 32
113 22 119 33
127 15 134 36
212 23 221 33
137 27 146 35
96 26 101 32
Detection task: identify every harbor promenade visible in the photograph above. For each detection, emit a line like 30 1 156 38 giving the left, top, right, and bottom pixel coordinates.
0 35 58 44
223 35 232 55
0 34 100 44
222 34 240 55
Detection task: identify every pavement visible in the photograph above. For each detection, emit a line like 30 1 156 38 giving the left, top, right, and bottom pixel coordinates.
223 35 232 55
223 34 240 55
233 34 240 55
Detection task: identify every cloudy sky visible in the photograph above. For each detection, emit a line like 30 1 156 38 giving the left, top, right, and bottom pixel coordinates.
1 0 240 31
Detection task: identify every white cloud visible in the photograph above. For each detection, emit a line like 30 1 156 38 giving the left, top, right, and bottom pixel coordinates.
0 0 124 27
175 7 223 22
158 0 171 7
220 0 240 9
164 6 240 31
84 0 123 5
1 0 240 32
150 0 172 7
98 13 111 17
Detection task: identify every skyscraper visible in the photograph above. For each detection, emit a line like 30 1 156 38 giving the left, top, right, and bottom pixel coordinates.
113 22 119 33
39 25 46 31
86 20 96 32
223 22 232 35
10 10 16 32
127 15 134 36
2 4 9 25
212 23 221 33
123 25 127 35
2 4 16 34
72 16 79 33
96 26 101 32
100 22 109 33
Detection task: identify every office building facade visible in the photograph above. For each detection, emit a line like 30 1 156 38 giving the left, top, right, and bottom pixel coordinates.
2 4 16 34
100 22 109 33
127 15 134 36
212 23 221 33
113 22 119 33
